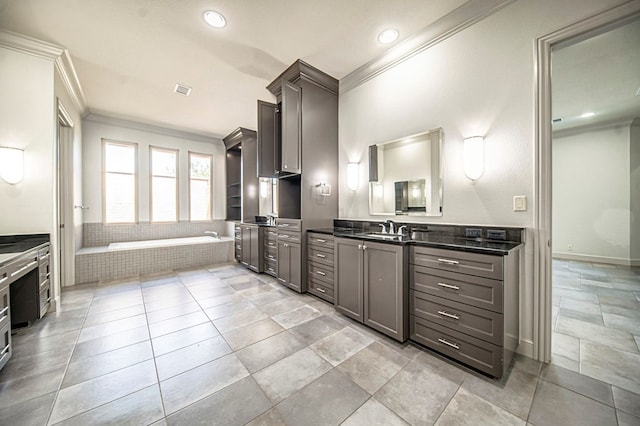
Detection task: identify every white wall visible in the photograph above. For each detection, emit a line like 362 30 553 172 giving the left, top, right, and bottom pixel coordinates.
82 116 225 223
337 0 629 356
630 118 640 263
553 124 631 264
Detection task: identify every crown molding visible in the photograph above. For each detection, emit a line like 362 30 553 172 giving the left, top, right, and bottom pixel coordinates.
552 116 638 138
0 28 64 60
339 0 516 94
55 50 88 115
84 113 224 145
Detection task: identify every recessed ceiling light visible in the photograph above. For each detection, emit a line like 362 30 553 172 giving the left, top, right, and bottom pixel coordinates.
204 10 226 28
378 29 399 44
580 112 595 119
174 83 192 96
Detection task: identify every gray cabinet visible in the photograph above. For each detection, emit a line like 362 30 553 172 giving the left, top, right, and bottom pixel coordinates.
257 101 278 178
307 232 335 303
224 128 258 222
280 81 301 174
0 267 11 371
409 245 520 379
334 237 408 342
238 224 263 273
263 227 278 277
276 219 302 292
38 246 51 318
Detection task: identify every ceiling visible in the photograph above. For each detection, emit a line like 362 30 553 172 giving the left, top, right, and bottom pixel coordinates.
552 18 640 132
0 0 468 139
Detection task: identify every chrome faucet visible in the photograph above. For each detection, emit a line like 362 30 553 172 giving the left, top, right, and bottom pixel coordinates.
385 220 396 235
397 225 407 236
204 231 219 238
379 223 388 234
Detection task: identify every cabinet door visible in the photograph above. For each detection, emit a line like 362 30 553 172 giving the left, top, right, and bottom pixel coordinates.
364 241 407 341
288 242 302 292
281 82 301 174
334 237 363 322
250 227 260 272
241 226 251 267
257 100 278 178
277 240 290 285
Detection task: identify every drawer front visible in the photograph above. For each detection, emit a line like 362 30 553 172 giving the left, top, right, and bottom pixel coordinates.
264 249 278 264
0 323 11 371
0 284 9 331
308 233 334 251
264 229 278 241
307 246 334 266
278 230 301 243
410 315 503 378
264 258 277 276
39 286 51 318
307 260 334 284
410 246 504 280
264 238 277 251
410 265 503 313
410 291 503 345
307 276 334 302
276 219 301 231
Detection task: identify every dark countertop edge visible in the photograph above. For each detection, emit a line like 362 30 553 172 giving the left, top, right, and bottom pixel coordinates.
0 241 50 268
308 228 521 256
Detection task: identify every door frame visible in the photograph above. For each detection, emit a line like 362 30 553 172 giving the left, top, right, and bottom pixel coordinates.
57 98 75 290
533 1 640 362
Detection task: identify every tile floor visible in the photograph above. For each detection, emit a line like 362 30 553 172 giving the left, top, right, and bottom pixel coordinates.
551 259 640 396
0 263 637 425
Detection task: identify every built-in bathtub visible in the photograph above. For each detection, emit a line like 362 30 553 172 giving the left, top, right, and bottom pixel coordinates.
75 236 234 284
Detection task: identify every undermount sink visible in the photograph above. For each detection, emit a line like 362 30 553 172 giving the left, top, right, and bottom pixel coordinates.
361 232 403 240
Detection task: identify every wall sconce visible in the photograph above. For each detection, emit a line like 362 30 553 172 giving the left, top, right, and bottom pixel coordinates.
0 147 24 184
259 179 269 198
463 136 484 180
347 162 359 191
316 182 332 196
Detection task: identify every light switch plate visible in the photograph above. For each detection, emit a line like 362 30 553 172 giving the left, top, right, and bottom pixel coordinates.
513 195 527 212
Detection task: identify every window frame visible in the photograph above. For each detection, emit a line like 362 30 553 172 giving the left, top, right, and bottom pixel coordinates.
149 145 179 223
188 151 214 222
102 139 138 224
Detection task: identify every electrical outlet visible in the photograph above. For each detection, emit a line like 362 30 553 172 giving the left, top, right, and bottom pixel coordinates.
567 244 573 252
465 228 482 238
487 229 507 240
513 195 527 212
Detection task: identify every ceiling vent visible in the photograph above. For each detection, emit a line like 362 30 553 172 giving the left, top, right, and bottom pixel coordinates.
552 118 563 123
174 83 192 96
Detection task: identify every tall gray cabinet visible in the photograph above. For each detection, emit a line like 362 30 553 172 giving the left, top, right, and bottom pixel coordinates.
257 61 339 293
223 128 259 223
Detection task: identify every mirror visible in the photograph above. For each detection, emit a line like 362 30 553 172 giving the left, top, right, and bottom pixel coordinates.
258 177 278 217
368 128 442 216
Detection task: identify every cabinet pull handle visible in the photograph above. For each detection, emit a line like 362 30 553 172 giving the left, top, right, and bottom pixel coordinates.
279 223 290 227
284 243 289 248
0 342 9 356
437 258 459 265
268 267 275 272
0 276 7 285
316 270 326 276
363 245 367 250
315 253 326 258
438 338 460 350
0 306 9 317
437 310 460 320
268 255 275 260
280 235 290 239
316 239 326 243
437 282 460 291
358 245 362 250
316 287 326 293
11 260 38 277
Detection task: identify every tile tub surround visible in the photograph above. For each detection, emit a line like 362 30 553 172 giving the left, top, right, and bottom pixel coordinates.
0 264 637 425
551 259 640 394
75 239 233 284
82 221 229 248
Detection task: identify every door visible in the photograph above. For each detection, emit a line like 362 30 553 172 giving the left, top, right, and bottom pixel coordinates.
288 242 301 291
249 226 260 271
281 82 301 174
241 226 251 267
57 100 75 290
277 240 290 285
334 237 364 322
257 100 278 178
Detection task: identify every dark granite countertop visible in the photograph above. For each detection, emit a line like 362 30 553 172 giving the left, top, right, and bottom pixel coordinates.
0 234 50 267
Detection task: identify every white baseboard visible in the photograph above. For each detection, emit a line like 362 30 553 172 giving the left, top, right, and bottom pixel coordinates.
553 251 640 267
517 339 534 359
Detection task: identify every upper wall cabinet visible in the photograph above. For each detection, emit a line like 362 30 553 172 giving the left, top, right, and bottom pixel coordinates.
224 127 258 222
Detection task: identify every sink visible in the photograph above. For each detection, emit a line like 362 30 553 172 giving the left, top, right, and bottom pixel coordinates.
361 232 403 240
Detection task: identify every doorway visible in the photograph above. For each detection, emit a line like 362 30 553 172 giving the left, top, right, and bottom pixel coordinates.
535 1 640 392
57 99 75 290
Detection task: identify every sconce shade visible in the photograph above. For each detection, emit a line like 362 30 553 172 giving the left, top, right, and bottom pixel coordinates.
464 136 484 180
347 162 359 191
0 147 24 184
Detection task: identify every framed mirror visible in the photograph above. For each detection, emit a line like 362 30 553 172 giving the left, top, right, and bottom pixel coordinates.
368 128 443 216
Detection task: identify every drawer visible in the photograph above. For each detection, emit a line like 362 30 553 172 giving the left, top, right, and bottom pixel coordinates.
39 286 51 318
308 233 334 251
410 246 503 280
410 265 503 313
307 276 334 302
264 250 278 263
410 291 503 345
0 323 11 371
0 283 9 331
8 252 39 282
276 219 301 231
264 229 278 240
307 246 334 266
264 260 277 276
264 238 277 250
307 260 334 284
410 315 503 378
278 230 301 243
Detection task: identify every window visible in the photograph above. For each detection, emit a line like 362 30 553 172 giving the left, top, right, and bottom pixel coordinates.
103 140 137 223
189 152 213 221
150 147 178 222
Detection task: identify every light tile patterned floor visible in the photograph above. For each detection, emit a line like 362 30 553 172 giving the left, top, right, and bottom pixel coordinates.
552 259 640 395
0 263 638 425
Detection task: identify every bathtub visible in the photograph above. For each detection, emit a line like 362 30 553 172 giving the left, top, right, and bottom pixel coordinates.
75 235 234 284
107 236 229 251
